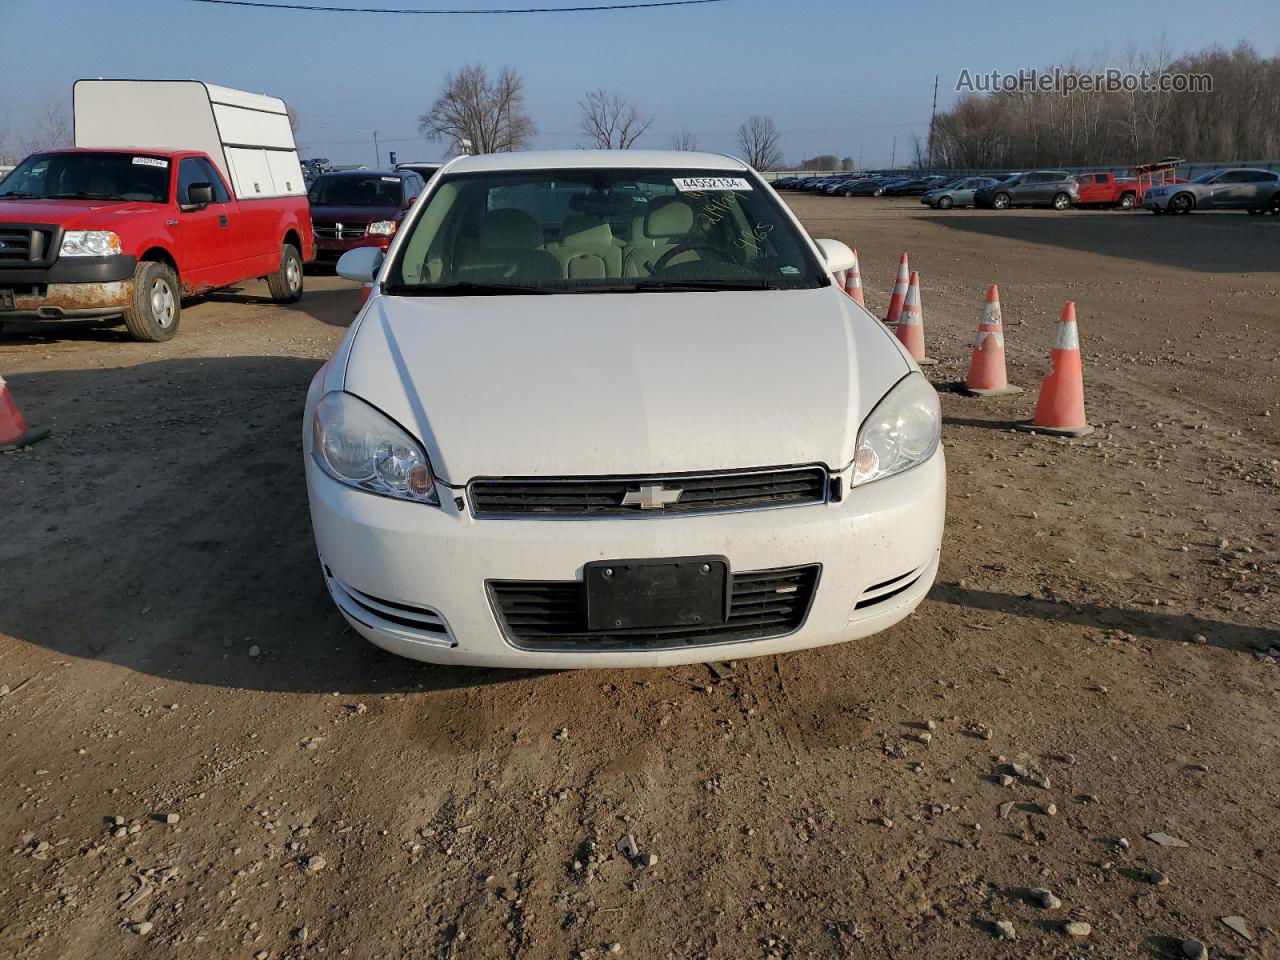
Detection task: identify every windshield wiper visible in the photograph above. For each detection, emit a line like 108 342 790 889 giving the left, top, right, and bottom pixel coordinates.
0 191 38 199
383 281 552 297
49 192 132 201
630 279 784 292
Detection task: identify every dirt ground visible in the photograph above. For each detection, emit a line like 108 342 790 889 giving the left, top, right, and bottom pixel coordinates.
1 198 1277 960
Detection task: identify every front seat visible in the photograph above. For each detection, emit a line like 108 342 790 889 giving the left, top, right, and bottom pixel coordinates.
548 216 622 279
454 208 559 283
623 198 697 277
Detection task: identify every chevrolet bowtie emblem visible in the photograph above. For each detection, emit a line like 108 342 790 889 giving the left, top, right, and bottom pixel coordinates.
621 484 683 510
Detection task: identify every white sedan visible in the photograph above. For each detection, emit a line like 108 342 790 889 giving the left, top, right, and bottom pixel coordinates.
304 150 945 669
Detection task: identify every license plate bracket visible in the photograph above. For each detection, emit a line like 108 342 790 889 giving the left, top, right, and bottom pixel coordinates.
585 556 729 631
0 289 14 312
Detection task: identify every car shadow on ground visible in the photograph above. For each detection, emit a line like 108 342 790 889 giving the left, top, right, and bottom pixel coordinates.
0 356 536 695
197 280 361 329
922 209 1280 274
930 582 1277 653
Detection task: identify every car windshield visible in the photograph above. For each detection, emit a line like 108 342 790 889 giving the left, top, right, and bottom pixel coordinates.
386 168 829 295
309 174 402 207
0 151 170 202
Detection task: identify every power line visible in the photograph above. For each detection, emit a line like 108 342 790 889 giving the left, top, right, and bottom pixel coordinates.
183 0 727 13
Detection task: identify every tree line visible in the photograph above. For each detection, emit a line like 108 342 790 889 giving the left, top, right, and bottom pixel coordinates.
923 42 1280 169
418 63 784 167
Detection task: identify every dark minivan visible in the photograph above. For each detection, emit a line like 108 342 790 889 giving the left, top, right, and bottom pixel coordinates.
309 170 424 264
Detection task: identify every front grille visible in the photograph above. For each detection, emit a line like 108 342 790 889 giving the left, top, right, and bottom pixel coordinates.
313 224 368 240
470 465 829 519
489 563 820 651
0 225 53 264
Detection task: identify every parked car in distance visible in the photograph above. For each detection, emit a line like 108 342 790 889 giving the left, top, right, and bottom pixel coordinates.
1142 168 1280 214
1073 172 1142 209
309 170 425 265
305 150 946 669
973 170 1079 210
394 160 442 182
0 80 312 341
842 177 890 197
920 177 1001 209
884 176 950 197
871 177 914 197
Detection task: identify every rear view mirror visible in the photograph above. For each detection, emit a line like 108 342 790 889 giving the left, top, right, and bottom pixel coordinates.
815 238 856 274
336 246 384 283
184 183 214 209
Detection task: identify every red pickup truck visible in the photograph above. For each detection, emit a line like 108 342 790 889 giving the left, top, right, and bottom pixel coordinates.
1073 172 1141 209
0 80 313 341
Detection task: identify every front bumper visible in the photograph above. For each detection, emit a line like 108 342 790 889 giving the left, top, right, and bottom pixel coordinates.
305 452 947 669
314 235 391 262
0 255 138 320
1142 194 1172 210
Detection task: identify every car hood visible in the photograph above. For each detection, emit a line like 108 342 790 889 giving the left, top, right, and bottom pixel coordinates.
310 204 399 224
0 197 165 226
340 288 911 483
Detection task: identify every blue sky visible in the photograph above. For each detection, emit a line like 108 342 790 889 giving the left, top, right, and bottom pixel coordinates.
5 0 1279 167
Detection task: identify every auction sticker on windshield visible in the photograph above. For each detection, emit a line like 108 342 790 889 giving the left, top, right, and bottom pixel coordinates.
673 177 752 191
132 157 168 168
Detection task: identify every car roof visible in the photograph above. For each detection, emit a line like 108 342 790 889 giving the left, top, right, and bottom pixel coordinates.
316 170 405 178
444 149 746 174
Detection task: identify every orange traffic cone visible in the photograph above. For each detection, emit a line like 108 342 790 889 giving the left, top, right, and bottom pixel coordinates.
961 284 1022 396
894 271 936 365
1015 302 1094 437
885 252 909 324
843 248 865 306
0 375 50 452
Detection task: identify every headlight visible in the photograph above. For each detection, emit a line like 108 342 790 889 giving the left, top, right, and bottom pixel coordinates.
60 230 122 257
311 391 438 504
366 220 397 237
851 373 941 487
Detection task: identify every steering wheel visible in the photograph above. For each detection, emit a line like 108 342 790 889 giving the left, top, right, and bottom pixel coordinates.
650 242 730 274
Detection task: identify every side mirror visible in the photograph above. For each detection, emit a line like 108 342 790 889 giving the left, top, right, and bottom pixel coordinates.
336 246 384 283
815 238 856 275
183 183 214 210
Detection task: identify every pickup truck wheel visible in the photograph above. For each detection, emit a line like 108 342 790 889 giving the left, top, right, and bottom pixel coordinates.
992 193 1011 210
1051 192 1071 211
1119 193 1136 210
123 261 180 342
267 244 304 303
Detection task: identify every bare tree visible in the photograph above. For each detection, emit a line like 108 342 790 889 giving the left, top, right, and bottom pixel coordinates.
21 98 72 154
418 64 536 155
736 115 783 170
287 106 301 133
668 126 699 152
579 90 653 149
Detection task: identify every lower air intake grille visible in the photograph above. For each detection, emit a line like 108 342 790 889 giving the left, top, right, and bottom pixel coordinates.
489 564 820 651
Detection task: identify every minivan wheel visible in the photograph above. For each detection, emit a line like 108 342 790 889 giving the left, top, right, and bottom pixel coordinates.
1169 193 1195 214
268 244 304 303
938 195 953 209
1052 192 1071 210
122 260 180 342
992 193 1011 210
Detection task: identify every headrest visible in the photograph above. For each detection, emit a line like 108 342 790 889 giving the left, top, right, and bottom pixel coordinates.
559 216 613 249
479 208 543 250
644 199 694 239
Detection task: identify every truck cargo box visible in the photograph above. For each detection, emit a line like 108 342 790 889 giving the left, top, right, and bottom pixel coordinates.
73 79 305 202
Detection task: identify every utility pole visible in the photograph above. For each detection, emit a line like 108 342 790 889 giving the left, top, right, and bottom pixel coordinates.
373 129 381 168
891 135 896 169
927 74 939 168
